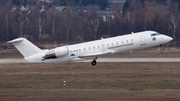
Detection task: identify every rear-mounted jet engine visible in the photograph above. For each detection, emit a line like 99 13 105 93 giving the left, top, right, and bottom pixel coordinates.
42 46 68 61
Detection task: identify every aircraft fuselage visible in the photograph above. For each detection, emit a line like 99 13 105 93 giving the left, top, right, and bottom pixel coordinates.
7 31 173 66
23 31 172 65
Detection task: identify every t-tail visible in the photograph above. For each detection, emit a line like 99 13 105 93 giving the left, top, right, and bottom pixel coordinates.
7 38 42 58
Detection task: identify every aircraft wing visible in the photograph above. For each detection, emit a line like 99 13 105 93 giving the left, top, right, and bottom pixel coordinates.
78 51 112 59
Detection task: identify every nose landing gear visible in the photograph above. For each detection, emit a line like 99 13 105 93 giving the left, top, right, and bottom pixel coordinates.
160 49 163 53
160 45 163 53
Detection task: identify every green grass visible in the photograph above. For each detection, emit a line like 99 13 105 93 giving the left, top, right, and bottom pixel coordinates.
0 63 180 101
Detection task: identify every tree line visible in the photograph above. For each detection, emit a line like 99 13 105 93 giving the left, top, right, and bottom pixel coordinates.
11 0 109 10
0 0 180 46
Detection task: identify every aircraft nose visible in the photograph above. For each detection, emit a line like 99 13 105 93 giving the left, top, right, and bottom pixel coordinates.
164 35 173 42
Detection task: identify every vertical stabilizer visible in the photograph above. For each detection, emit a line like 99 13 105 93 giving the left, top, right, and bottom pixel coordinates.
7 38 42 57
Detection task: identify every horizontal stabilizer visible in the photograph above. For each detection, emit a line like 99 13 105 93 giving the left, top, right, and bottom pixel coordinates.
7 38 24 43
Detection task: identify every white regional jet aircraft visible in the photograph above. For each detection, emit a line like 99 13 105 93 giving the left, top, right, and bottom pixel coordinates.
7 31 173 66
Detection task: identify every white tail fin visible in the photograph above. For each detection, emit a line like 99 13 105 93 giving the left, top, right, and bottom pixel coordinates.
7 38 42 57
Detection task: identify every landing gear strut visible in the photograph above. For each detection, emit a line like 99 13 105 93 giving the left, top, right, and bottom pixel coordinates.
160 45 163 53
91 57 97 66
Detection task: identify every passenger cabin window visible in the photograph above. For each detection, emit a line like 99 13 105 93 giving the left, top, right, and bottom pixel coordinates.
131 39 133 42
84 48 86 51
98 45 100 48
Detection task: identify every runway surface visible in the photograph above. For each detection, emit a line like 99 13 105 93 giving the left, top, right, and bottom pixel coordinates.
96 58 180 62
0 58 180 64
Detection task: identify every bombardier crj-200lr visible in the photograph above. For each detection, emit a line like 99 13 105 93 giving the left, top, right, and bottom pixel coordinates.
7 31 173 66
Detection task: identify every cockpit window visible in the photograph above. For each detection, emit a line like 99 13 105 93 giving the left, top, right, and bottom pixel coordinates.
151 33 161 36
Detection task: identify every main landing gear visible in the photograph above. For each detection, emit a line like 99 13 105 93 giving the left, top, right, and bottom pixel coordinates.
91 57 97 66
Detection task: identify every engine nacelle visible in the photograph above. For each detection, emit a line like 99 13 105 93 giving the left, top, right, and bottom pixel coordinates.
42 46 69 60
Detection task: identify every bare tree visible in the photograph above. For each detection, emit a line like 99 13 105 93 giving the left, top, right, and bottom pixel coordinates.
169 13 179 47
0 0 13 41
35 6 46 41
0 7 10 41
19 12 25 37
12 10 27 38
45 10 56 41
52 14 56 39
36 12 45 41
4 14 9 40
87 13 100 40
59 8 77 43
168 1 179 47
123 0 145 31
144 0 152 30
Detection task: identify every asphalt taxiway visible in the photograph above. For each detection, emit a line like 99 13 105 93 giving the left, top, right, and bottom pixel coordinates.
0 58 180 64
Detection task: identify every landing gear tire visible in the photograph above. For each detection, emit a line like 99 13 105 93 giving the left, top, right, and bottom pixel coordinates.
91 60 97 66
160 49 163 53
